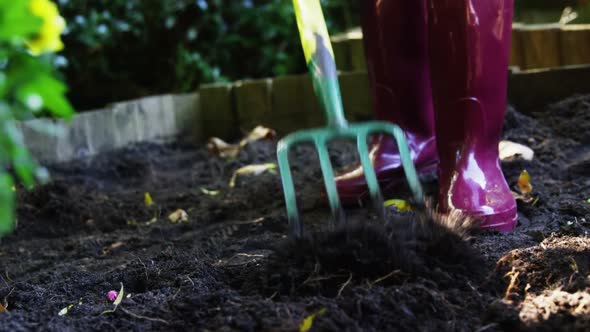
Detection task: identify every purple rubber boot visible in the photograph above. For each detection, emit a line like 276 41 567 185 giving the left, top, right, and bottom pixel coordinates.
335 0 438 205
427 0 517 231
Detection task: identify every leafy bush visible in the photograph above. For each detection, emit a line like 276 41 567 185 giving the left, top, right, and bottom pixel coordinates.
51 0 590 110
0 0 73 236
55 0 359 109
514 0 590 23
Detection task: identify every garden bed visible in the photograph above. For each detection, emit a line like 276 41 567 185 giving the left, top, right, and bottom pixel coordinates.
0 94 589 331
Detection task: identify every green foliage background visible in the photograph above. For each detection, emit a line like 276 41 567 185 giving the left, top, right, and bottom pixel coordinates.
515 0 590 23
55 0 590 110
56 0 359 110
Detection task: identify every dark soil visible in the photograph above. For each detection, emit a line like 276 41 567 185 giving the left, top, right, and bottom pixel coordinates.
1 95 589 331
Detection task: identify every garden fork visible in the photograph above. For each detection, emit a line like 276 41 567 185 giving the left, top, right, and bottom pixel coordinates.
276 0 425 237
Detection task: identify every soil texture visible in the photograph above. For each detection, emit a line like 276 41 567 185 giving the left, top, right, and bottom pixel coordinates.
0 95 589 331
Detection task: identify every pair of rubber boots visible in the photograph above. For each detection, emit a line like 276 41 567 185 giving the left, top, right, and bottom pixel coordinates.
337 0 517 232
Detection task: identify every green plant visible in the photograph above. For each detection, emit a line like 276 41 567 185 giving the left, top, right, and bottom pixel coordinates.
55 0 358 110
0 0 73 236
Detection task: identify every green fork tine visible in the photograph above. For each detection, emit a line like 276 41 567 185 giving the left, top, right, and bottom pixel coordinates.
277 0 424 237
277 124 424 237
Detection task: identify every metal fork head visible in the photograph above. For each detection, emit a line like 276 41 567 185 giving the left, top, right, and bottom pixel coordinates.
277 121 424 237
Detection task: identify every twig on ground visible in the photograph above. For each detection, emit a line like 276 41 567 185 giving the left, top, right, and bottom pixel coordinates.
337 273 353 298
284 304 294 328
267 291 278 301
135 257 149 281
302 274 346 286
185 275 195 286
171 288 181 301
475 323 499 332
370 270 402 287
120 306 170 325
300 262 321 286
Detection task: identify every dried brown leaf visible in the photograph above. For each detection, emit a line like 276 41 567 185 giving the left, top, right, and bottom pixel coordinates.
499 140 534 161
229 163 277 188
517 170 533 194
207 137 240 158
168 209 189 223
239 126 276 147
102 241 125 256
209 126 276 158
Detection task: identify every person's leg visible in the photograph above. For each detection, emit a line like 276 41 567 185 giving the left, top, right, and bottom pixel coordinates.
427 0 517 231
336 0 437 205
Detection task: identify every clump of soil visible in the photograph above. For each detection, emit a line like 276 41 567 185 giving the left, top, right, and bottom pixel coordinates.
266 209 480 297
496 236 590 296
0 95 589 331
490 236 590 331
518 289 590 331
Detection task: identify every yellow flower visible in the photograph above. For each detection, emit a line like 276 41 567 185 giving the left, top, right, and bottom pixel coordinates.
26 0 66 55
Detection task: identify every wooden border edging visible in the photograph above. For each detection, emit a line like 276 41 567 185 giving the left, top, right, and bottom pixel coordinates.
20 64 590 164
332 24 590 71
197 64 590 138
197 72 372 139
508 64 590 112
20 93 199 163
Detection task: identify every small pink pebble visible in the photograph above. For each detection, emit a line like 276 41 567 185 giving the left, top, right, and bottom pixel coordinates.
107 290 118 301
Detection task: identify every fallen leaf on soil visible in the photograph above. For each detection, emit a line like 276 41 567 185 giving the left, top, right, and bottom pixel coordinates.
102 241 124 256
517 170 533 194
511 191 536 204
207 137 239 158
58 304 74 316
128 214 158 226
145 214 158 225
239 125 276 147
512 170 538 204
113 284 124 306
102 283 124 315
499 140 534 161
1 290 11 314
299 308 326 332
168 209 188 223
144 192 154 207
229 163 277 188
200 187 220 196
384 199 413 212
208 126 276 158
